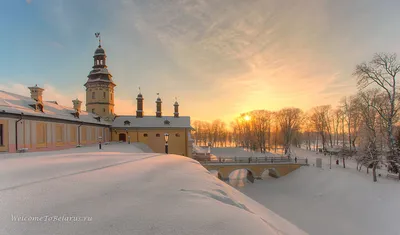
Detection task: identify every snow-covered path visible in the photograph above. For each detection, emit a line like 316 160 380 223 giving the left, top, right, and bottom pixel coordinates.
0 144 306 235
240 148 400 235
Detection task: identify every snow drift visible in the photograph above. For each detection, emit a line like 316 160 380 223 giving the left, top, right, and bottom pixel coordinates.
0 144 306 235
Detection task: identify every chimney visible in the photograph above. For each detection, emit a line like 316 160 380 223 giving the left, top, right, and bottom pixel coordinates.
174 99 179 118
136 93 144 118
156 93 162 118
28 84 44 103
72 98 82 112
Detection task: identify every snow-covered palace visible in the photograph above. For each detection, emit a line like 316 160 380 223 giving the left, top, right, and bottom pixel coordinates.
0 40 193 156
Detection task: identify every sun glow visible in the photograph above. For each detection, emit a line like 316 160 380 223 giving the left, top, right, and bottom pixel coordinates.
244 115 251 121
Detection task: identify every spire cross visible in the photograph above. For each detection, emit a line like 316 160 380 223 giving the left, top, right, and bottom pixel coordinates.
95 32 101 47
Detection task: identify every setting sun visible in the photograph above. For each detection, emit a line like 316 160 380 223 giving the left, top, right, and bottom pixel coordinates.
244 115 251 121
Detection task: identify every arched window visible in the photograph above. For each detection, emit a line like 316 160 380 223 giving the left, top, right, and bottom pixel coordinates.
100 60 103 65
103 108 105 113
92 92 95 99
124 120 131 126
103 92 106 98
156 133 160 137
143 133 148 137
175 133 180 137
96 60 99 65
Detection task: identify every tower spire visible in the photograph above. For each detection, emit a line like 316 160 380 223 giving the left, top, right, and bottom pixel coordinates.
95 32 101 47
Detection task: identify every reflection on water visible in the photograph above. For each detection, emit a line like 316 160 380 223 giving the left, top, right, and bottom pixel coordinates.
209 168 275 188
229 169 249 188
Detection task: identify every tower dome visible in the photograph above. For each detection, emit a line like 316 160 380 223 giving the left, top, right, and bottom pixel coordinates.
94 46 105 56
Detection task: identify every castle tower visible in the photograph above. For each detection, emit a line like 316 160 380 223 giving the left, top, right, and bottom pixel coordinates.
174 98 179 118
84 33 116 120
156 93 162 118
136 89 144 118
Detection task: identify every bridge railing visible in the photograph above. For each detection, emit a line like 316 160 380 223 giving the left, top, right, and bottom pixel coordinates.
201 156 308 165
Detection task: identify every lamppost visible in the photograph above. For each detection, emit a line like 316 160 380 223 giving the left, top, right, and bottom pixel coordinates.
208 142 212 154
164 133 169 154
98 136 102 149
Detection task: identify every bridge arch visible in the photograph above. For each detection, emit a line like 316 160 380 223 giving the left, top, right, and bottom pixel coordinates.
261 168 280 178
228 168 256 183
209 170 223 180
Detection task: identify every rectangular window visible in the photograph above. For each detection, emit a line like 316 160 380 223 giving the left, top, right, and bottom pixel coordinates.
103 92 106 99
92 92 95 99
0 124 3 146
56 124 63 143
70 126 77 143
81 126 87 142
36 122 46 145
92 127 96 141
92 109 95 114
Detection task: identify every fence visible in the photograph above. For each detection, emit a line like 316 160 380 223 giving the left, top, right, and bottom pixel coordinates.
201 156 308 165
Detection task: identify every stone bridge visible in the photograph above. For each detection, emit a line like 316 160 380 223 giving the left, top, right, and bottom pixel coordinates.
202 162 306 182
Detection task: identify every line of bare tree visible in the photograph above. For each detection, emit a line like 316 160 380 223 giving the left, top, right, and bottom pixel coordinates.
191 53 400 182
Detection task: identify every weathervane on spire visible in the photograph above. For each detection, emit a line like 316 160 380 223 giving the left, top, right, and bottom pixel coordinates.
95 32 101 47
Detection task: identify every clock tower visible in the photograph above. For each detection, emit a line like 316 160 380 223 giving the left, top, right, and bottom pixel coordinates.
84 33 116 121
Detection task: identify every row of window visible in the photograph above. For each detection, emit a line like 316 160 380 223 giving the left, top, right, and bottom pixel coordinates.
91 91 113 100
124 133 180 138
92 108 113 114
95 60 104 65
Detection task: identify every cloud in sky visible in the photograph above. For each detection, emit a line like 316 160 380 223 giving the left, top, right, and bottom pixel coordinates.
4 0 400 123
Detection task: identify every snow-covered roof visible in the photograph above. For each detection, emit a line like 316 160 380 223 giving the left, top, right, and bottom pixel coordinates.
88 68 111 76
112 115 192 129
0 90 110 126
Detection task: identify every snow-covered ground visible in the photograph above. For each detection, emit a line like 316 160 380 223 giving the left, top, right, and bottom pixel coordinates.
238 147 400 235
0 143 306 235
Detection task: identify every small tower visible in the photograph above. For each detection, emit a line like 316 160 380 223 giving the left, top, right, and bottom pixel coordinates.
174 98 179 118
72 98 82 112
84 32 116 119
28 84 44 103
156 93 162 118
136 89 144 118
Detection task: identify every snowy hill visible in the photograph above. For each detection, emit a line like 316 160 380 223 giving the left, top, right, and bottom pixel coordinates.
0 144 306 235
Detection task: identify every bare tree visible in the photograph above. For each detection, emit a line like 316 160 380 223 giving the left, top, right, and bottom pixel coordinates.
357 89 386 181
249 110 271 153
354 53 400 176
276 108 303 155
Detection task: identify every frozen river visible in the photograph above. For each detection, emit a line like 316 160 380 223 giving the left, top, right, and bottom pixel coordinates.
209 147 400 235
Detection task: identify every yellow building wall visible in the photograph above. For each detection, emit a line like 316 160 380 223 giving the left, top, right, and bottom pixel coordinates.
0 119 9 152
112 128 189 156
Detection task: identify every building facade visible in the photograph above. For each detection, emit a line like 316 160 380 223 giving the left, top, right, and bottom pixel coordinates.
0 38 193 156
